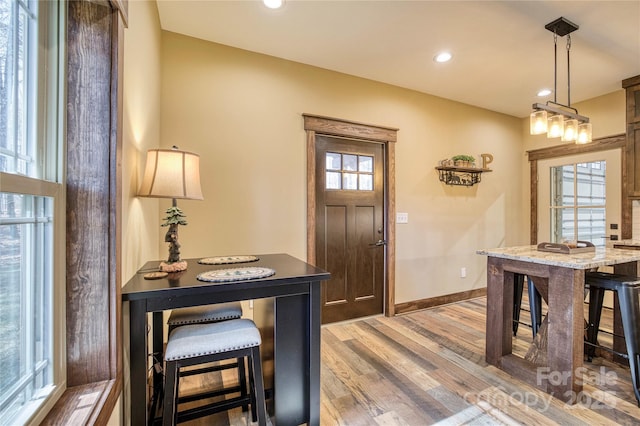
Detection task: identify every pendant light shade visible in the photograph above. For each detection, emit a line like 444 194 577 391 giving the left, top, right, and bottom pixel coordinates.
547 115 564 139
562 119 579 142
530 110 548 135
576 122 593 144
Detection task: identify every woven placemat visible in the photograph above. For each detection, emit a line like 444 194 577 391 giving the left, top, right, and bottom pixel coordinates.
198 255 259 265
197 266 275 283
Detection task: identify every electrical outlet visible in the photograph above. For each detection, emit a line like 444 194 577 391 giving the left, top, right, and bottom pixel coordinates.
396 212 409 224
460 267 466 278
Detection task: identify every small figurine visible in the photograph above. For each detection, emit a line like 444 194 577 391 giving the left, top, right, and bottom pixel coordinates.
160 205 188 272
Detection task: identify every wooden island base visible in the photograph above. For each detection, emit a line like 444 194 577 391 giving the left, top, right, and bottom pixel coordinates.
479 245 640 405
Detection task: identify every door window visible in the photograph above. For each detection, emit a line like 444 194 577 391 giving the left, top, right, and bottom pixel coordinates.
550 161 606 246
325 152 374 191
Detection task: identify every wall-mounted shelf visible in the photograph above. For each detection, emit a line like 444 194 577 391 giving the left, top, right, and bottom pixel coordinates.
435 166 492 187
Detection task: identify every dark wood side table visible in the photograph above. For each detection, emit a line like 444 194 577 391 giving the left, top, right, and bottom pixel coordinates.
122 253 330 425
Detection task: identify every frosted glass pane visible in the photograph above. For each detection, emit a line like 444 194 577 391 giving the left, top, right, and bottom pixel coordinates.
359 174 373 190
343 155 357 171
343 173 357 190
359 156 373 172
326 172 341 189
326 152 341 171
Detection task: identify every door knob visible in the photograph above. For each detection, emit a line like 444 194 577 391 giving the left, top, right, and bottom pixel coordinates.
369 239 387 247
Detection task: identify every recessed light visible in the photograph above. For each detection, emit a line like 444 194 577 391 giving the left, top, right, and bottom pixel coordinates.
537 89 552 97
434 52 452 63
263 0 284 9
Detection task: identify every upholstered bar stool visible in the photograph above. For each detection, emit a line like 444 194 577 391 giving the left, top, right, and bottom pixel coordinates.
166 302 248 409
167 302 243 332
585 271 640 406
162 318 268 425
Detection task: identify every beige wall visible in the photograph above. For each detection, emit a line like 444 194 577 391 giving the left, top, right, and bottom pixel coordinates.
122 1 164 280
160 31 524 304
118 1 164 424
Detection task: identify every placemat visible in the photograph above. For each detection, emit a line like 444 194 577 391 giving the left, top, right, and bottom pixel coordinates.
198 255 259 265
197 266 275 283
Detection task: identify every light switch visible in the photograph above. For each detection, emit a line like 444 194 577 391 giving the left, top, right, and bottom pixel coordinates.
397 212 409 224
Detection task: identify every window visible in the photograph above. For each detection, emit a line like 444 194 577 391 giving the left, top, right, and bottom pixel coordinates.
0 0 64 424
550 160 606 246
326 152 374 191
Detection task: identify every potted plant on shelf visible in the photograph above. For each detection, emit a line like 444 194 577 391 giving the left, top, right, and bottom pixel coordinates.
451 154 475 168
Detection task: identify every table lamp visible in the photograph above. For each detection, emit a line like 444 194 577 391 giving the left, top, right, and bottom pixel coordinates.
138 146 204 272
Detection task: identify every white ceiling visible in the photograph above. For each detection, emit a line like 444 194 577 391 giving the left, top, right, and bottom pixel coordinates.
156 0 640 118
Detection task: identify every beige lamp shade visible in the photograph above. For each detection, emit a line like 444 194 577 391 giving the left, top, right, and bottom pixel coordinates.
138 148 204 200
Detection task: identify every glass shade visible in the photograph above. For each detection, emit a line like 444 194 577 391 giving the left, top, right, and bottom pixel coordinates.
138 148 204 200
576 122 593 144
547 114 564 138
530 110 548 135
562 119 579 142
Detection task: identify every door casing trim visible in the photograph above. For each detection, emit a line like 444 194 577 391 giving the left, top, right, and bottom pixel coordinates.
303 114 398 316
526 133 627 243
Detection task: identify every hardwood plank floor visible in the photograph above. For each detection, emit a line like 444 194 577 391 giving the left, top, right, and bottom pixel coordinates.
178 297 640 425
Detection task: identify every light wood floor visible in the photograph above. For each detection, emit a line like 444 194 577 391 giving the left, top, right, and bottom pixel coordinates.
178 297 640 425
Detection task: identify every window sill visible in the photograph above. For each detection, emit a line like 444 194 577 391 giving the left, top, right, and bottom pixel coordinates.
41 379 120 425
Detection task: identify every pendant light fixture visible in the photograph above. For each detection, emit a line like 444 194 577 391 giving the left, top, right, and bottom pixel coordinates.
530 17 592 144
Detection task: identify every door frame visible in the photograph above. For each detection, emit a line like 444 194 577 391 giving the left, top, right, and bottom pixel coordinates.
537 150 621 246
527 133 627 244
303 114 398 317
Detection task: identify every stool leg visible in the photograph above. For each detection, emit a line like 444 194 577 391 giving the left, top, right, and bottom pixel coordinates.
527 277 542 338
163 360 180 426
617 287 640 406
248 356 257 422
513 274 524 336
237 357 249 413
250 346 268 426
586 287 605 362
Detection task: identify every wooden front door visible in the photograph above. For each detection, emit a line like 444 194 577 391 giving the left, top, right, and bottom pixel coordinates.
315 136 385 323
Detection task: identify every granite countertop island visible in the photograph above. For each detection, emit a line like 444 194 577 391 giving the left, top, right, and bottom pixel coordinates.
477 244 640 269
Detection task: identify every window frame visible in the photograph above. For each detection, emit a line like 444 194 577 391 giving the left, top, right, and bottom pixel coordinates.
43 0 126 422
549 160 607 246
0 0 67 422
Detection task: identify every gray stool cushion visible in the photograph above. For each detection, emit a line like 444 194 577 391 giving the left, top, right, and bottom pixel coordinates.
167 302 242 326
165 318 261 361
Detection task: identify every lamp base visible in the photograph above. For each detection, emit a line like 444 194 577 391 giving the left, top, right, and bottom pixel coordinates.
160 260 188 272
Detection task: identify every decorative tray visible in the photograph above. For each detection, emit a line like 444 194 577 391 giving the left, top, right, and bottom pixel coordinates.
537 241 595 254
198 255 259 265
197 266 275 283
